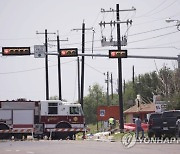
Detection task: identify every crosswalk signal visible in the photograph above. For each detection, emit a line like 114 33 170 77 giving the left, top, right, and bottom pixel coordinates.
59 48 78 57
2 47 31 56
109 50 127 58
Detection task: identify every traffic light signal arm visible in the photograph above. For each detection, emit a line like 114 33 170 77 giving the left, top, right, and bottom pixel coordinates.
2 47 31 56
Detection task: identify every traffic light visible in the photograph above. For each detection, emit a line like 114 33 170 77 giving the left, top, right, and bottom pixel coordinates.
2 47 31 56
59 48 78 57
109 50 127 58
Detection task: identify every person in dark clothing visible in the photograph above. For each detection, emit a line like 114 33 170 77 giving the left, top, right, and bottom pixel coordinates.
135 116 144 140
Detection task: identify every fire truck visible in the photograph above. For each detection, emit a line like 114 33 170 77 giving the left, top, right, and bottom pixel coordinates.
0 100 85 140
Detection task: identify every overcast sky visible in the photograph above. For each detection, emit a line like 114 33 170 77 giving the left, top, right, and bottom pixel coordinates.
0 0 180 102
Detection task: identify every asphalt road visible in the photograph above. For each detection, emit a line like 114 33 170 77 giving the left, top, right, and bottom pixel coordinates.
0 140 179 154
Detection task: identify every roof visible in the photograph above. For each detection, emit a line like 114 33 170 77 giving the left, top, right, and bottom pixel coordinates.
124 103 155 114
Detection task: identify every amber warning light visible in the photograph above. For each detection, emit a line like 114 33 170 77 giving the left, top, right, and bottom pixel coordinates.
109 50 127 58
2 47 31 56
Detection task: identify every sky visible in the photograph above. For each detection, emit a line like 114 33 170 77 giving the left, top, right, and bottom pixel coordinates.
0 0 180 102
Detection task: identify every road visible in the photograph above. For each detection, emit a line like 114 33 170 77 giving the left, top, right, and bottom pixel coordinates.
0 140 179 154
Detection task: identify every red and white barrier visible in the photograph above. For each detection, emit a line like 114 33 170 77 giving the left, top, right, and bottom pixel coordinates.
46 128 86 132
0 128 33 133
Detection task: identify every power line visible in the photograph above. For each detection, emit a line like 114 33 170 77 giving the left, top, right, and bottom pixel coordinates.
135 0 167 18
85 62 105 76
146 0 178 17
128 31 179 44
129 25 176 36
0 60 75 75
84 45 180 51
60 26 178 47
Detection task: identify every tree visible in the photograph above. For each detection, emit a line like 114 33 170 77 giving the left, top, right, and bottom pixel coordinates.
123 66 180 110
83 83 106 124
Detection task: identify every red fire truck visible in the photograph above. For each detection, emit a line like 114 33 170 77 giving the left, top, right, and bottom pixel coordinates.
0 100 85 140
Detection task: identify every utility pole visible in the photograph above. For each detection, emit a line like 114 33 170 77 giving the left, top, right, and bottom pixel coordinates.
99 4 135 131
105 72 110 106
49 33 68 100
116 4 124 131
81 22 85 110
123 80 126 94
36 29 56 100
56 34 68 100
77 57 81 103
178 55 180 69
110 73 113 99
132 65 135 86
72 22 93 110
96 91 99 132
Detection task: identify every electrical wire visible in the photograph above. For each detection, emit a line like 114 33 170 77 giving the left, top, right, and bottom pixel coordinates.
128 31 179 44
129 25 176 36
85 62 105 76
135 0 167 18
146 0 178 17
0 60 76 75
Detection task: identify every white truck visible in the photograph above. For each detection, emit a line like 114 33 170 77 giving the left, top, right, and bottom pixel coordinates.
0 100 85 140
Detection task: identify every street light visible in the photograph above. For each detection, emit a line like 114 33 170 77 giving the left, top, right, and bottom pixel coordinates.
165 18 180 31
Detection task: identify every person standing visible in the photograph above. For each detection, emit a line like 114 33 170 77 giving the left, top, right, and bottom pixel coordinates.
108 117 116 130
135 116 144 140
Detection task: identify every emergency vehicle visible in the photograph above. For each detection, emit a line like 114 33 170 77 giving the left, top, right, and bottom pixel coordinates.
0 100 85 140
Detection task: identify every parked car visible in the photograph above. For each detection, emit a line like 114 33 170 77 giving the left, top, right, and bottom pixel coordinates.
162 110 180 137
176 118 180 138
148 112 163 138
148 110 180 138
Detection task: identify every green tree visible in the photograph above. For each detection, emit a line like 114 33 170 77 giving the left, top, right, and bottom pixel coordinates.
123 66 180 110
83 83 106 124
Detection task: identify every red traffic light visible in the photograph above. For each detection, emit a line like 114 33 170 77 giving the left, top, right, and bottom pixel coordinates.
109 50 127 58
2 47 31 56
59 48 78 57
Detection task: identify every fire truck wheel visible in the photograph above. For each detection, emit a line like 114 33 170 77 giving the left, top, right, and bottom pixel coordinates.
53 122 72 140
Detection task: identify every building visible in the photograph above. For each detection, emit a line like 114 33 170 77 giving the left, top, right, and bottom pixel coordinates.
124 103 155 123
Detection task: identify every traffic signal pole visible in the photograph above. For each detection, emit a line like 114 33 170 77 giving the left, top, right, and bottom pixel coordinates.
45 30 49 100
116 4 124 131
36 30 56 100
81 22 85 109
99 4 135 131
72 23 93 110
57 35 62 100
49 33 68 100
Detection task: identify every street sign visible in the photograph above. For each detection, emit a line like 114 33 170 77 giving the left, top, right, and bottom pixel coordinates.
59 48 78 57
155 101 167 113
34 45 46 58
109 50 127 58
2 47 30 56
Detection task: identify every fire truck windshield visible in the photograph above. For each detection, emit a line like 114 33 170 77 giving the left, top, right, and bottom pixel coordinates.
70 107 79 115
70 106 84 115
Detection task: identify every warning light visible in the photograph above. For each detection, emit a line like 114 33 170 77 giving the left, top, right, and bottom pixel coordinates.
59 48 78 57
109 50 127 58
2 47 31 56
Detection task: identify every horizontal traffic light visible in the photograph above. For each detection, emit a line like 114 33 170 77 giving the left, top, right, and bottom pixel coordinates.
109 50 127 58
59 48 78 57
2 47 31 56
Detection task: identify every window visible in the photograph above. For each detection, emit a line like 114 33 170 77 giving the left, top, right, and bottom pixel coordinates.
48 103 58 114
70 107 79 115
163 111 180 118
